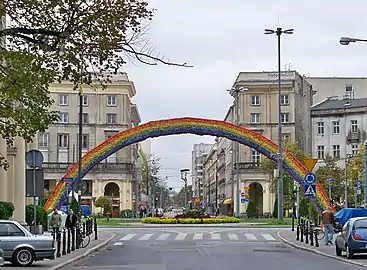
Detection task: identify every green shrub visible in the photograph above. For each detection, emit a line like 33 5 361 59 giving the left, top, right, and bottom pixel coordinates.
0 201 14 219
141 217 240 224
246 201 258 219
25 205 48 227
272 197 278 218
184 209 204 218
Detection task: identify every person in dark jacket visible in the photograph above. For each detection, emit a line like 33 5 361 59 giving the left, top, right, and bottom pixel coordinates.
65 209 77 230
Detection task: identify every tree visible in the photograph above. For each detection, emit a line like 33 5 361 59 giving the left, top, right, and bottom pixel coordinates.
315 154 345 206
261 139 308 209
94 196 112 215
172 185 193 207
0 52 59 169
272 197 278 218
346 144 365 205
246 201 258 218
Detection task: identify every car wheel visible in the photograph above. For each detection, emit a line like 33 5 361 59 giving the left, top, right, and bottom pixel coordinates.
13 248 35 267
335 244 342 256
346 245 354 259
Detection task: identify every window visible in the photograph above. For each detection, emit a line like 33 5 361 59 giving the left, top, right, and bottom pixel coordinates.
251 95 260 106
78 134 89 149
280 94 289 105
282 133 291 140
351 120 358 132
107 95 116 106
59 94 68 106
106 113 117 124
281 113 289 123
0 223 25 237
82 113 89 124
332 121 340 134
345 84 353 92
333 145 340 159
250 113 260 123
82 95 88 106
58 134 69 148
251 149 260 164
317 145 325 159
38 133 49 148
317 122 324 135
352 143 359 156
59 113 68 123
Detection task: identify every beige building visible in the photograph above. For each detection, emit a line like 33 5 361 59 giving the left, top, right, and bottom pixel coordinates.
38 73 142 217
191 143 213 199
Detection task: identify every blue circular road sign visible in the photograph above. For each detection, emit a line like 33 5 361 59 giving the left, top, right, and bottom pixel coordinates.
304 172 316 185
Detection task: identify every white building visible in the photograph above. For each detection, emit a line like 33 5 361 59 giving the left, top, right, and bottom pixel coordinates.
191 143 213 198
311 97 367 169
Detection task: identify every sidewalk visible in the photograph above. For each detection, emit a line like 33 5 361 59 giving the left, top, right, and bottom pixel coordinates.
277 230 367 267
2 230 115 270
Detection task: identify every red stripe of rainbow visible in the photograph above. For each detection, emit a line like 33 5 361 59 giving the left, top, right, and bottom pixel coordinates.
44 117 332 213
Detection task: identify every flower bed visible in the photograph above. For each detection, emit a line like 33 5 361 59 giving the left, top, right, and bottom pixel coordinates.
141 217 240 224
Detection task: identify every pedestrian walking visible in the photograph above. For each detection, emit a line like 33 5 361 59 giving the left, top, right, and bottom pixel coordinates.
50 208 62 236
65 209 77 230
321 206 334 245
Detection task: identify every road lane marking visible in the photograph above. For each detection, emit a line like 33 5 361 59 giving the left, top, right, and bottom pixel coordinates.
261 233 276 241
119 234 136 241
138 234 154 240
228 233 239 240
193 233 203 240
211 233 221 240
174 233 187 240
157 233 170 240
244 233 257 240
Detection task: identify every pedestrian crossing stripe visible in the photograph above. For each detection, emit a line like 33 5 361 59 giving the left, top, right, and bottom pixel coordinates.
114 233 277 243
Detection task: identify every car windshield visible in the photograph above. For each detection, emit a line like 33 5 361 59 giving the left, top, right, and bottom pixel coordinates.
353 219 367 229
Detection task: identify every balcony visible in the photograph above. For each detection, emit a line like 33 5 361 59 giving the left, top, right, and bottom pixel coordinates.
42 162 134 174
234 162 262 172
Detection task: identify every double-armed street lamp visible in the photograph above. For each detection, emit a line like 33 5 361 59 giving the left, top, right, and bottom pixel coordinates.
180 168 190 207
339 35 367 207
264 27 294 221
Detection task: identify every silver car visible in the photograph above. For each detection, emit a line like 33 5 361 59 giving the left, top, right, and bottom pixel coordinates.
0 220 55 267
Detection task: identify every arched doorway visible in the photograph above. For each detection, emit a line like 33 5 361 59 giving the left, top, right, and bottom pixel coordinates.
249 182 263 215
104 182 120 217
45 117 331 213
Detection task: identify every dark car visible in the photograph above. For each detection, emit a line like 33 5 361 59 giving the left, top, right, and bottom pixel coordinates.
335 217 367 259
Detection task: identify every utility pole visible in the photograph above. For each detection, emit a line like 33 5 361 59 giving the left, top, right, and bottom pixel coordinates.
77 49 84 219
180 168 190 207
364 140 367 207
215 158 218 210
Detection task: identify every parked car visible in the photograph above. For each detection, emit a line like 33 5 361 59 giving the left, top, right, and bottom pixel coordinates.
0 220 55 267
335 217 367 259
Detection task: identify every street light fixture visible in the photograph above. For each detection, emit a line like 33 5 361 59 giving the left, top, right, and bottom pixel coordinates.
264 27 294 221
339 36 367 46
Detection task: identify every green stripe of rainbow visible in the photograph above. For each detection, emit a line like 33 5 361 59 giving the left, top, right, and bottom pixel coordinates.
44 117 332 213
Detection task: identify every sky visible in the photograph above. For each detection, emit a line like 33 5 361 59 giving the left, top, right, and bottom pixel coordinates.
124 0 367 190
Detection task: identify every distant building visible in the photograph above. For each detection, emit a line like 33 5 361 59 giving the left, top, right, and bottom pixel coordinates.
311 97 367 169
191 143 213 199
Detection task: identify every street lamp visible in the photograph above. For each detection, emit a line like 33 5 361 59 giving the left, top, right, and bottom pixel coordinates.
180 168 190 207
264 27 294 221
227 87 248 218
339 36 367 46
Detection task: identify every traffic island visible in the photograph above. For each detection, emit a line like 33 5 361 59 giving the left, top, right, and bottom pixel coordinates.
141 217 240 224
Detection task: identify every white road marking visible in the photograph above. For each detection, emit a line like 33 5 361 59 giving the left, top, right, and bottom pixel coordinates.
113 242 123 246
137 234 154 240
193 233 204 240
211 233 221 240
174 233 188 240
119 234 136 241
228 233 239 240
244 234 257 240
261 233 276 241
157 233 171 240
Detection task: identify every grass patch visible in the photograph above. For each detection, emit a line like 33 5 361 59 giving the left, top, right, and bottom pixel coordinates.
97 218 141 226
240 218 292 225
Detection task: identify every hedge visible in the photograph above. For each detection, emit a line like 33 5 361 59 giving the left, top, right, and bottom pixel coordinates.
141 217 240 224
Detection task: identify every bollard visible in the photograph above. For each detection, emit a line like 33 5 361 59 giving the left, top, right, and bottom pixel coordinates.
300 223 304 242
71 227 75 251
76 224 80 249
305 220 309 244
314 230 319 247
67 228 71 254
89 218 93 235
296 224 300 241
94 216 98 240
56 230 61 258
310 225 314 246
62 229 67 255
83 221 86 237
292 206 295 231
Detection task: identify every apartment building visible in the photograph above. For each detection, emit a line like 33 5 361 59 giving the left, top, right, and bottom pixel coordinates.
38 73 142 216
311 97 367 169
203 144 217 213
191 143 213 199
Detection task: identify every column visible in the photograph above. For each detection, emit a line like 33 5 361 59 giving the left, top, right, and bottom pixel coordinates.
0 138 7 201
13 137 26 223
6 145 17 211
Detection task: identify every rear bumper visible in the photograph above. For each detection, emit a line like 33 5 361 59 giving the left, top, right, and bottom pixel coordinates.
35 249 56 261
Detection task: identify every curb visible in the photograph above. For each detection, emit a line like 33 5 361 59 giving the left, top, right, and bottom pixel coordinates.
100 225 292 229
276 232 367 268
49 232 116 270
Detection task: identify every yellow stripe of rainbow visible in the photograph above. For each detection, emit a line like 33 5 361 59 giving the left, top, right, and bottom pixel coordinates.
44 117 331 212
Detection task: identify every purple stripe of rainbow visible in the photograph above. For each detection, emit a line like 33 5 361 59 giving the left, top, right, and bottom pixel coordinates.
44 118 331 212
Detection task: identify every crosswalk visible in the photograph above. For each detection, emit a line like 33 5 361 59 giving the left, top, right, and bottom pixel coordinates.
113 232 277 245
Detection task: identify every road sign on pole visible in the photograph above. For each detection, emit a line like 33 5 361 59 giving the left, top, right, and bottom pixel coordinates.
304 172 316 185
303 158 318 172
304 184 316 197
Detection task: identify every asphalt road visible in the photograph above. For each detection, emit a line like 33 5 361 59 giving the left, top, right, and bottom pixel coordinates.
64 228 366 270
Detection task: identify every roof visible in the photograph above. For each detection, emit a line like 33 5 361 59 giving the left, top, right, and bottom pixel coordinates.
311 98 367 111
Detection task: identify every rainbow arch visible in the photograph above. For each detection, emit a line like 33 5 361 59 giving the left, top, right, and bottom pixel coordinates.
44 117 331 213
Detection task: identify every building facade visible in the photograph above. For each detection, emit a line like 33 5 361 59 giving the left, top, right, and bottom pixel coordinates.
191 143 213 199
311 97 367 169
39 73 141 216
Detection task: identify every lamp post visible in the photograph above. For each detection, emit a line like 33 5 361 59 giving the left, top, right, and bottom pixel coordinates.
339 37 367 207
264 27 294 221
227 87 247 218
215 157 218 211
180 168 190 207
230 149 234 216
